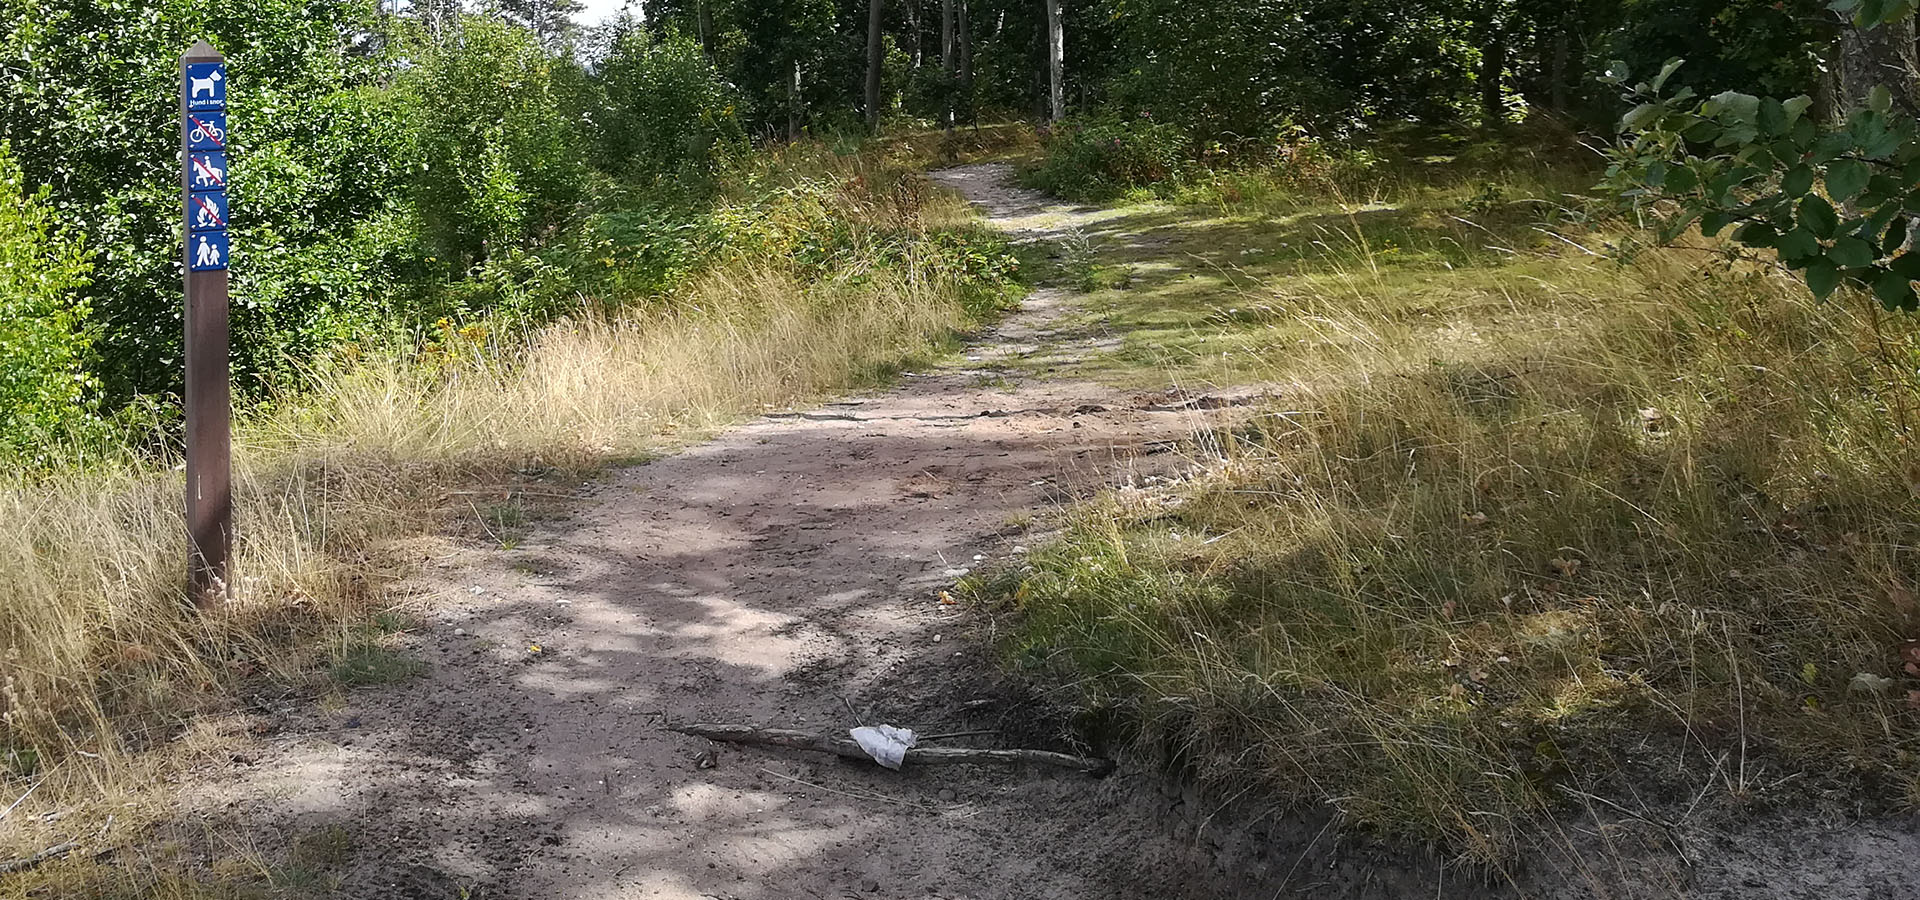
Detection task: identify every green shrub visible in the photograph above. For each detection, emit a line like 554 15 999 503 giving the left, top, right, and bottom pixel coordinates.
595 27 746 195
0 142 98 462
1026 115 1190 201
408 17 588 279
1098 0 1476 142
226 81 430 388
0 0 409 399
574 200 727 302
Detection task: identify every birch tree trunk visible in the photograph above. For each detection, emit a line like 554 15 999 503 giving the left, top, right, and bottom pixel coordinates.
788 60 803 142
1046 0 1064 122
907 0 921 70
941 0 955 127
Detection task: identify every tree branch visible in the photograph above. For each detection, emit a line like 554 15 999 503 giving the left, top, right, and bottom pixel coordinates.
669 723 1115 775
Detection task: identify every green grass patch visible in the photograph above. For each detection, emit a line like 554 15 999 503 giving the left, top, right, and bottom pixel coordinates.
329 643 423 687
330 615 424 687
992 159 1607 388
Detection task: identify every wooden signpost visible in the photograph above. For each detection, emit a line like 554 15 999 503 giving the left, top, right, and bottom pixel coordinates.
181 40 232 605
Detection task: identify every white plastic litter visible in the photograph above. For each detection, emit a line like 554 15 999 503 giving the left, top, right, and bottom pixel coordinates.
849 725 918 770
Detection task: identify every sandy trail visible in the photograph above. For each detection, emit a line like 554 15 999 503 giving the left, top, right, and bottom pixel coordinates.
170 163 1920 900
188 163 1248 900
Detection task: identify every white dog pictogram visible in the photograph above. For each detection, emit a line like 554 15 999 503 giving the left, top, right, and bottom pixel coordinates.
190 69 223 100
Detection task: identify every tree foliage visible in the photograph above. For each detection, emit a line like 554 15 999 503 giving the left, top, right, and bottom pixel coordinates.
0 0 407 397
1607 3 1920 311
0 0 756 414
410 18 588 275
0 142 96 459
594 23 747 189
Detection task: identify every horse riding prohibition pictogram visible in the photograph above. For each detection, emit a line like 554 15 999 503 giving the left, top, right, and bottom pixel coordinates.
189 152 227 191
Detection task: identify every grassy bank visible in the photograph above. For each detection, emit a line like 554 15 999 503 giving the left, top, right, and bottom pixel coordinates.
974 148 1920 863
0 142 1019 866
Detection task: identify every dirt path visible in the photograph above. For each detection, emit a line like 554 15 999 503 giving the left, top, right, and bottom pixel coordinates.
187 164 1255 900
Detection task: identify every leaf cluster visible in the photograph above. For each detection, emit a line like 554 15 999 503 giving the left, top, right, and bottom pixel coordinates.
1606 57 1920 310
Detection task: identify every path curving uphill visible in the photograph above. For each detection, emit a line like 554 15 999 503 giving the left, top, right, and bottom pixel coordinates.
186 163 1260 900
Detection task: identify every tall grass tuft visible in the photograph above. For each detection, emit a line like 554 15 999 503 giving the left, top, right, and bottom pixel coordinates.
981 168 1920 863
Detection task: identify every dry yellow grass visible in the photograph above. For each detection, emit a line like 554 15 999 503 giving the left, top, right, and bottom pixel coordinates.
980 164 1920 864
263 263 976 464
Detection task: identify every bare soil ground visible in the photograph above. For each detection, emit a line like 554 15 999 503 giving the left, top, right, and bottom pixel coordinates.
175 164 1265 900
167 164 1920 900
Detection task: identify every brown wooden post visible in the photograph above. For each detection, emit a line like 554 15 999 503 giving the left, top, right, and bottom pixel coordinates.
181 40 232 606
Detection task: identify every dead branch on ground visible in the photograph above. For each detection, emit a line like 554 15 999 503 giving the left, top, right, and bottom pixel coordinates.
669 723 1114 775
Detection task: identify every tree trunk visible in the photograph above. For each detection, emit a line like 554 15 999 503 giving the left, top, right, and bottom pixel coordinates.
1045 0 1065 122
1836 18 1920 114
907 0 921 70
788 59 803 142
1549 11 1570 113
1479 13 1507 128
941 0 955 72
959 0 973 124
697 0 713 57
1030 28 1047 120
941 0 955 127
866 0 885 131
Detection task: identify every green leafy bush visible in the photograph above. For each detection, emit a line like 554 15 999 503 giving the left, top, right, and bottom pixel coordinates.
594 27 746 195
0 142 97 461
1594 0 1829 102
1027 115 1190 200
0 0 411 398
1099 0 1476 142
408 17 589 280
1606 52 1920 310
226 81 429 386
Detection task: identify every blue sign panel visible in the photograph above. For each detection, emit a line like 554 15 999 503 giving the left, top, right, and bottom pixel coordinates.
185 62 226 111
188 152 227 191
186 111 226 152
189 229 229 271
188 192 228 233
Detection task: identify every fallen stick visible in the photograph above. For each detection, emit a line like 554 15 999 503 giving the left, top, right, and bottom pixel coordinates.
0 840 78 874
670 724 1114 776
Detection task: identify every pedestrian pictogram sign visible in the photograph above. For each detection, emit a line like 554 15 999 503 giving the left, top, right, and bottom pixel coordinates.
186 111 226 152
188 191 227 232
185 62 225 111
190 230 229 271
